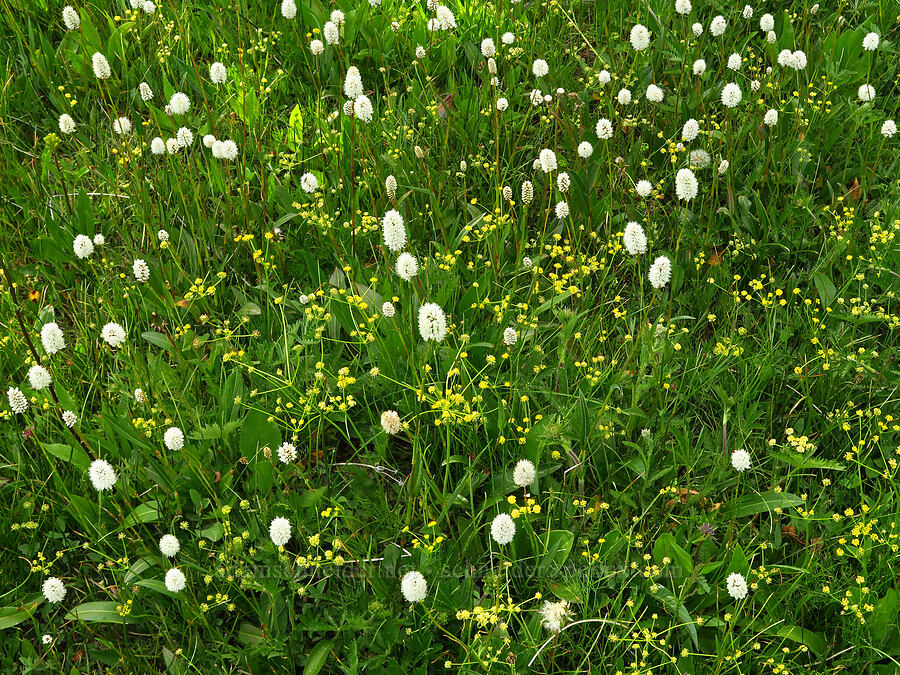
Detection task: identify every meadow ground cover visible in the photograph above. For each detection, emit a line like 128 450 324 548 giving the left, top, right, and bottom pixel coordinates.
1 0 900 672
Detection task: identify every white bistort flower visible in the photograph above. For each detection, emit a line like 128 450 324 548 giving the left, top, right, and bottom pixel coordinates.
760 13 774 31
28 365 52 390
540 599 572 632
480 38 496 58
532 59 549 77
62 410 77 427
300 172 319 194
496 97 508 112
344 66 364 99
726 572 749 599
401 571 428 603
166 138 180 155
92 52 111 79
513 459 535 486
555 201 569 219
89 458 117 491
418 302 447 342
692 59 706 75
623 222 648 255
165 568 186 592
164 426 185 451
858 84 875 103
577 141 594 158
324 21 339 45
310 39 324 55
382 210 406 251
101 322 126 348
727 53 742 71
59 114 75 134
277 442 297 463
62 5 80 30
721 83 742 108
73 234 94 259
648 256 672 289
490 513 516 545
382 301 396 317
675 168 698 201
210 61 227 84
8 387 28 414
636 180 653 198
862 32 879 51
113 117 132 135
764 109 778 126
596 118 613 139
675 0 691 15
539 149 557 173
212 139 238 160
718 159 730 174
381 410 402 435
160 534 180 557
646 84 664 103
139 82 153 101
629 24 650 51
133 259 150 283
281 0 296 19
682 118 699 142
354 95 374 123
882 120 897 138
521 181 534 204
692 22 703 36
41 323 65 355
43 577 66 603
169 92 190 115
151 137 165 155
731 449 751 472
503 327 517 346
709 15 726 36
617 88 632 105
395 252 418 281
269 517 291 546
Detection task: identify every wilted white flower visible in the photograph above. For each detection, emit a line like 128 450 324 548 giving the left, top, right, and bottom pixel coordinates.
113 117 132 134
750 80 761 92
709 15 726 36
882 120 897 138
540 599 572 632
400 571 428 603
513 459 535 486
395 252 419 281
300 172 319 194
381 410 402 435
721 83 742 108
59 114 75 134
92 52 111 79
630 24 650 50
858 84 875 103
418 302 447 342
596 118 613 139
623 222 648 255
62 410 77 427
281 0 297 19
522 256 533 269
89 458 117 491
539 149 557 173
160 534 180 557
490 513 516 545
532 59 549 77
382 210 406 251
577 141 594 158
8 387 28 414
862 32 879 51
43 578 66 603
763 109 778 126
210 62 227 84
726 572 748 599
169 92 190 115
269 517 291 546
731 449 751 472
648 256 672 289
41 323 66 355
646 84 664 103
616 88 632 105
164 426 185 451
165 568 186 592
134 388 147 403
692 59 706 75
718 159 730 174
73 234 94 259
62 5 80 30
529 89 543 106
727 53 742 71
681 118 699 142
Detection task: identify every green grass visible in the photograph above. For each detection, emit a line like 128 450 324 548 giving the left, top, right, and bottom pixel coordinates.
1 0 900 672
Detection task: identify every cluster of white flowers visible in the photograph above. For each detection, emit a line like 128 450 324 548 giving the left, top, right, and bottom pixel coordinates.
623 222 648 255
418 303 447 342
269 517 291 546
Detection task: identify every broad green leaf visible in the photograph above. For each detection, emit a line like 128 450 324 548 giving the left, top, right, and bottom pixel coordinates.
537 530 574 576
64 601 136 624
43 442 90 471
726 492 804 519
304 639 333 675
0 601 39 630
122 501 159 528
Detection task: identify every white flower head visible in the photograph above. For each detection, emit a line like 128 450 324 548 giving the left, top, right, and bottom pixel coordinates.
344 66 364 99
62 5 80 30
41 322 65 355
113 117 132 135
269 517 291 546
636 180 653 198
646 84 664 103
648 256 672 289
381 301 396 317
862 32 879 51
513 459 535 486
764 109 778 126
400 570 428 603
73 234 94 259
281 0 297 19
721 83 742 108
692 59 706 75
164 426 185 451
159 534 180 557
555 201 569 219
674 0 691 15
726 572 748 600
101 322 126 348
503 327 518 346
210 61 227 84
682 118 699 142
490 513 516 545
92 52 111 79
675 168 698 201
139 82 153 101
43 577 66 603
395 252 419 281
882 120 897 138
151 137 165 155
539 149 557 173
62 410 77 427
760 13 774 31
354 95 374 123
8 386 27 414
418 302 447 342
731 449 751 472
596 118 613 140
169 92 190 115
727 53 742 71
630 24 650 50
28 365 52 390
709 15 726 36
324 21 339 45
300 172 319 194
577 141 594 158
277 442 297 463
59 114 75 134
858 84 875 103
532 59 549 77
617 88 632 105
382 210 407 251
540 599 572 632
623 222 648 255
381 410 402 435
89 458 117 491
480 38 496 58
165 568 186 592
